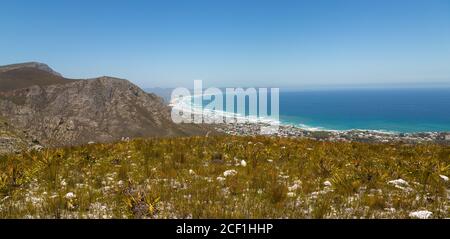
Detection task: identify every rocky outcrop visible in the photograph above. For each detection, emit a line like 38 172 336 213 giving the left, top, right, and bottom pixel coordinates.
0 63 212 148
0 117 30 154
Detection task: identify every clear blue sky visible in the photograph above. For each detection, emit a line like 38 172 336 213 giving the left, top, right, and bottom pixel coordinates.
0 0 449 88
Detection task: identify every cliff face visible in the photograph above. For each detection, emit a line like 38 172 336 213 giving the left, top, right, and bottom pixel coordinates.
0 63 210 149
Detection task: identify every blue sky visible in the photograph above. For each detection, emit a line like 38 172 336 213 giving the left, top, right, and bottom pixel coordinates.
0 0 449 88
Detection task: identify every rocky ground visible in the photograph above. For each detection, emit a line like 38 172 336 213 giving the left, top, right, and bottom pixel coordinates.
0 116 32 155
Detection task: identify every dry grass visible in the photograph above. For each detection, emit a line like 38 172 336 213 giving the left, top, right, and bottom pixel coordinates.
0 136 449 218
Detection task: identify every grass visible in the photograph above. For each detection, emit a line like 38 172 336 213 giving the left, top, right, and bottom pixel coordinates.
0 135 449 219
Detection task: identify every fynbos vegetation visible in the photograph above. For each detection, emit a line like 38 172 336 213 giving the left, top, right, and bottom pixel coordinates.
0 136 449 219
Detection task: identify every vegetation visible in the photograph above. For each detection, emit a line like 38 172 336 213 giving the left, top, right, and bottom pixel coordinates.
0 116 28 155
0 136 449 219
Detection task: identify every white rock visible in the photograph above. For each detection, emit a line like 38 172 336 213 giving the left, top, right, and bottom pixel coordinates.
189 169 196 175
388 178 413 192
240 160 247 167
439 175 449 182
216 176 226 182
388 179 409 187
287 192 296 198
323 181 332 187
409 210 433 219
223 170 237 177
288 183 300 191
65 192 76 200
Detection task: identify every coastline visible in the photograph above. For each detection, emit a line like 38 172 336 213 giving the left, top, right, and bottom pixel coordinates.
170 94 450 144
214 122 450 144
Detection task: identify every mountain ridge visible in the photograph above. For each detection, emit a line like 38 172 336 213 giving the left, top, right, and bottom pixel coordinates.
0 63 213 151
0 62 79 92
0 62 62 76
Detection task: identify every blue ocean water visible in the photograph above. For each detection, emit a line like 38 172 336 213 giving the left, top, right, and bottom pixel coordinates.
279 88 450 133
182 88 450 133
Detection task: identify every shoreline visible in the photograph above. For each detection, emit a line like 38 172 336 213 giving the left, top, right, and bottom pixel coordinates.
170 96 450 144
213 122 450 144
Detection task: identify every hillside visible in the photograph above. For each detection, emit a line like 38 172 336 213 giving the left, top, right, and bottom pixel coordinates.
0 62 62 76
0 136 448 219
0 63 212 148
0 116 30 155
0 62 77 92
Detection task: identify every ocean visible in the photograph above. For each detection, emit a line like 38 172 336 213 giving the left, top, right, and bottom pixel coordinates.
279 88 450 133
170 88 450 133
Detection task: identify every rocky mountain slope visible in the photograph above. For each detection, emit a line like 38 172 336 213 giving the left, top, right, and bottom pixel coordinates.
0 63 211 150
0 62 62 76
0 116 31 154
0 62 78 92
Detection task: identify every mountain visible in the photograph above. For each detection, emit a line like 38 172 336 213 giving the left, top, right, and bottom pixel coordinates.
0 63 212 149
0 62 63 76
144 87 174 104
0 62 78 92
0 116 31 154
